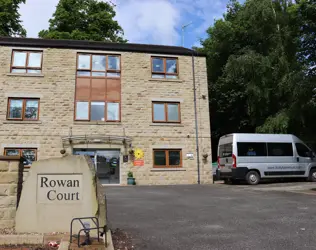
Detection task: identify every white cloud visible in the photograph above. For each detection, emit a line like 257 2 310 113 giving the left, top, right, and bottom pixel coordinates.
115 0 181 45
175 0 227 34
19 0 58 38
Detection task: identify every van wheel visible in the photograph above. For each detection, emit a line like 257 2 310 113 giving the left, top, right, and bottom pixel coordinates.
246 171 260 185
309 169 316 182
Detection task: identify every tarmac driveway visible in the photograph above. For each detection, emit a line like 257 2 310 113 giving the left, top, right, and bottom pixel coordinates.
106 184 316 250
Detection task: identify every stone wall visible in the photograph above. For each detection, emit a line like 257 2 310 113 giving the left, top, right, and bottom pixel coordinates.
0 45 212 185
0 156 21 229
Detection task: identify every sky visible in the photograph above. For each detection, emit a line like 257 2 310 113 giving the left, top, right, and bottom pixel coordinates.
19 0 244 48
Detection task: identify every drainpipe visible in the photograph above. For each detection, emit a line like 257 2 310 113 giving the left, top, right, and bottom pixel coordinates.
192 52 201 184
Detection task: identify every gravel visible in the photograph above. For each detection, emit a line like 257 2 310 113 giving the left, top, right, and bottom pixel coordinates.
112 229 134 250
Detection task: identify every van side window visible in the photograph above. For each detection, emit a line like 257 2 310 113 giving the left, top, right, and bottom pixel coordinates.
295 143 310 157
267 143 293 156
219 144 232 157
237 142 267 157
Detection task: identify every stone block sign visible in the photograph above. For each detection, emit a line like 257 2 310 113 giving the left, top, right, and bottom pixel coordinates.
15 155 106 233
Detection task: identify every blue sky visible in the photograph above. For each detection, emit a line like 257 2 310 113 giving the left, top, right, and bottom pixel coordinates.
20 0 245 48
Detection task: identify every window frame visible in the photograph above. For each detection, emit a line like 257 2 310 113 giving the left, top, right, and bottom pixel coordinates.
152 102 181 123
153 149 182 168
106 101 121 122
237 142 268 157
267 143 294 157
76 53 121 78
10 50 43 73
4 148 37 167
151 57 179 78
75 53 121 122
74 98 121 122
7 98 40 121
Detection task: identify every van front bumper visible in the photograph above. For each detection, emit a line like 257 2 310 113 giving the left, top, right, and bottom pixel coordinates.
216 167 248 180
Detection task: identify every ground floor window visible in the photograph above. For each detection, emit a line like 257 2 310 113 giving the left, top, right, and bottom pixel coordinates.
153 149 182 168
4 148 37 167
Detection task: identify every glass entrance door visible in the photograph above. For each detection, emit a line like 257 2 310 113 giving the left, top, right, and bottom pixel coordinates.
96 150 120 184
73 149 120 184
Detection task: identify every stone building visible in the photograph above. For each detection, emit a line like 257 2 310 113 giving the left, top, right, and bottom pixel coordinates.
0 37 212 185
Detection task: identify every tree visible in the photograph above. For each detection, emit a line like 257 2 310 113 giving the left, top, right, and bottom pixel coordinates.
39 0 126 43
294 0 316 77
201 0 316 160
0 0 26 37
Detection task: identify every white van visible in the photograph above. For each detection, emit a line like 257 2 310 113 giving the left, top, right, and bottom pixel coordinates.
217 133 316 185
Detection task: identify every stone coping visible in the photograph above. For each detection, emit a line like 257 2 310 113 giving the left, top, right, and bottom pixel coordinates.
106 230 114 250
0 230 112 249
0 234 44 245
0 156 21 161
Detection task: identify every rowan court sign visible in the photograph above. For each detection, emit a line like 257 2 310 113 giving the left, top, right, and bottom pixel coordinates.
15 155 105 233
37 174 82 202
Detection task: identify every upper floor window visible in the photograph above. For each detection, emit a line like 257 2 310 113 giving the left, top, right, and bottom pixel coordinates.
75 53 121 122
77 54 121 78
11 50 43 74
152 102 180 123
151 57 178 79
7 98 40 121
4 148 37 167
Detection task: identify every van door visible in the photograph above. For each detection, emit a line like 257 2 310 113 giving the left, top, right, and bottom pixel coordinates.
218 143 233 173
295 142 313 176
265 142 298 177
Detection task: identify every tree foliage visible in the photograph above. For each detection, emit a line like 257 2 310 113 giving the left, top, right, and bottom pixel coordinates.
294 0 316 77
0 0 26 37
39 0 126 42
201 0 316 159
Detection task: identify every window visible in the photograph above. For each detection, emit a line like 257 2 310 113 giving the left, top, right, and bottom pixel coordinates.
75 53 121 121
7 98 39 121
219 144 233 158
152 102 180 123
153 149 182 168
237 142 267 157
151 57 178 79
77 54 120 77
295 143 311 157
4 148 37 167
267 143 293 156
11 50 43 74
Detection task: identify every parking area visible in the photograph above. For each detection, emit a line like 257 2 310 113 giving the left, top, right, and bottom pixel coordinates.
106 183 316 250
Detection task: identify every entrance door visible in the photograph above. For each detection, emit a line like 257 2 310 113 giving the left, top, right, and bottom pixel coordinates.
96 150 120 185
73 149 120 185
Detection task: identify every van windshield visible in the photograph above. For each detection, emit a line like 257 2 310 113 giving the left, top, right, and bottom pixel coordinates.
295 143 311 157
219 144 232 158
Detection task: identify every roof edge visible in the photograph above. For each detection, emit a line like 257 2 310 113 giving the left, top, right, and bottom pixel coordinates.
0 37 206 57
